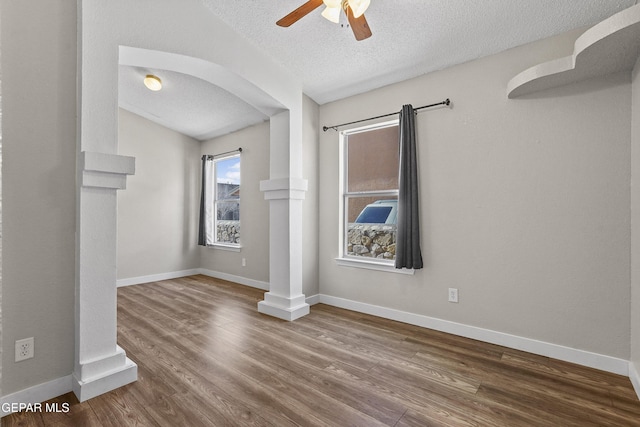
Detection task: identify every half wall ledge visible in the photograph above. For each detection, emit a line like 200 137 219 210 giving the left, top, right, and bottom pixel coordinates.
507 4 640 98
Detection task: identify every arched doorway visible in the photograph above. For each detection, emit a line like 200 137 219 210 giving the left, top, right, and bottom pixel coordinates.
74 0 308 401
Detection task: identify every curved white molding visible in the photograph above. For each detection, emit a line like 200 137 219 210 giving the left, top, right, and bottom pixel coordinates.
508 4 640 98
119 46 285 117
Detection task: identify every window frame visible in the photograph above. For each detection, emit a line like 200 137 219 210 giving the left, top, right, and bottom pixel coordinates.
211 152 241 249
337 119 413 274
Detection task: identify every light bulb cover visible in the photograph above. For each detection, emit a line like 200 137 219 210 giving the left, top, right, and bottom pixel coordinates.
144 74 162 91
321 5 341 23
322 0 341 7
348 0 370 18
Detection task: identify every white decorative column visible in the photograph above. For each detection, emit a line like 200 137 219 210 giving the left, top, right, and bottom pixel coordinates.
73 151 137 402
258 110 310 321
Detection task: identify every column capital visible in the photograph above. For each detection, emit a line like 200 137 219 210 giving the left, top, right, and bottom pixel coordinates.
260 177 308 200
80 151 135 189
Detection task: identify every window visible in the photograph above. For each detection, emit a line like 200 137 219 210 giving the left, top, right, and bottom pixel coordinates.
213 154 241 246
341 120 399 263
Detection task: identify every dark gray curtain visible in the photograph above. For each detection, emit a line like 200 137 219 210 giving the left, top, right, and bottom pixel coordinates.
395 104 423 269
198 155 207 246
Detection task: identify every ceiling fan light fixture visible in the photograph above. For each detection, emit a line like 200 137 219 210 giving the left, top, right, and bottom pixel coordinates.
144 74 162 91
348 0 370 18
321 5 341 23
322 0 341 7
276 0 372 41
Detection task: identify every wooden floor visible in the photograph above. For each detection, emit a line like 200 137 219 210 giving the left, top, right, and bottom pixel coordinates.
4 275 640 426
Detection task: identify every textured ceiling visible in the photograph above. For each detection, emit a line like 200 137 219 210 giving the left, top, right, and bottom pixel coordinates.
118 0 636 141
119 66 268 141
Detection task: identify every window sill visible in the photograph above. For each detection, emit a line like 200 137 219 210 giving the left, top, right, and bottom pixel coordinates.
335 257 415 275
207 243 241 252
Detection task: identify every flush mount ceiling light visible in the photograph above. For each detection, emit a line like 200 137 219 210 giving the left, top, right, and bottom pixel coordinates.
277 0 372 41
143 74 162 91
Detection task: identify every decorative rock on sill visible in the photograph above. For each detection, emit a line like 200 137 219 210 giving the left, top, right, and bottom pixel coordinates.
347 223 396 260
217 221 240 244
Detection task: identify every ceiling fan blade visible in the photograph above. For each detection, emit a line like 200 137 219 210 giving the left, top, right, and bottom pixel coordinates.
346 8 372 41
277 0 324 27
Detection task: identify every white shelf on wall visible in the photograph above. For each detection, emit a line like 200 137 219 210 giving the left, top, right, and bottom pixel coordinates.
507 4 640 99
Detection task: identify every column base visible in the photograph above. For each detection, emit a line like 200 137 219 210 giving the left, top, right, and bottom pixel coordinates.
258 292 310 321
72 346 137 402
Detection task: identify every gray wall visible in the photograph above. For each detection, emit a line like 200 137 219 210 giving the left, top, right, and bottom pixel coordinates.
1 0 77 395
318 29 632 359
631 57 640 376
302 95 320 297
117 109 201 280
120 96 320 296
120 102 319 295
2 1 638 402
200 122 271 283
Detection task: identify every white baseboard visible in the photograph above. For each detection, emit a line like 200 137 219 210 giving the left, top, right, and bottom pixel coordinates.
306 294 320 305
116 268 270 292
197 268 269 291
630 362 640 400
1 375 73 416
316 294 629 376
5 290 633 415
117 269 200 287
114 273 633 380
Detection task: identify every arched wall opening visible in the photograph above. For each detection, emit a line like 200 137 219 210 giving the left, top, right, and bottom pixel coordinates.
75 0 308 401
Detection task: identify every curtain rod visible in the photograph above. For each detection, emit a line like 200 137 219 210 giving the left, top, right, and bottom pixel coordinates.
202 147 242 160
322 98 451 132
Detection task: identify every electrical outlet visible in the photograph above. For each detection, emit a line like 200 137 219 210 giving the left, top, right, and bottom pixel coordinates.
15 337 34 362
242 258 246 267
448 288 459 303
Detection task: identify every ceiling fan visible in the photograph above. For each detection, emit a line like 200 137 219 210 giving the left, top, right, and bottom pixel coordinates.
277 0 373 41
